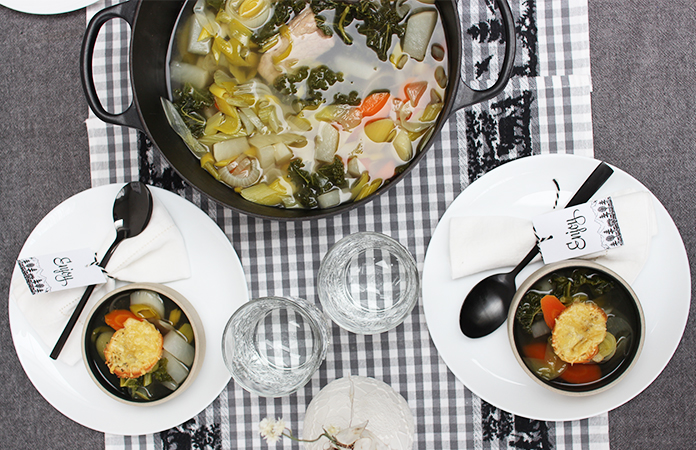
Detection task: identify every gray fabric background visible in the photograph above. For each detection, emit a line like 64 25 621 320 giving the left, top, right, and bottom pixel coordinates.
0 1 693 449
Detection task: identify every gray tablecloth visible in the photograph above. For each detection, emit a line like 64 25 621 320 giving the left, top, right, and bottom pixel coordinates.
1 0 695 449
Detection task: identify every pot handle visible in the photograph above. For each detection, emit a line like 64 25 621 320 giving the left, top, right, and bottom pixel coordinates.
80 0 143 130
451 0 516 111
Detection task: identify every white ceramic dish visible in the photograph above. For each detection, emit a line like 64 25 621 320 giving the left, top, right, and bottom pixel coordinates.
0 0 98 14
422 154 690 421
9 184 249 435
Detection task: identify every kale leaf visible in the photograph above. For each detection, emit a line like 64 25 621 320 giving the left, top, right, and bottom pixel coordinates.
356 0 406 61
307 65 344 91
120 358 174 400
332 90 361 106
253 0 407 61
288 158 319 208
151 358 174 383
273 66 311 96
273 65 344 110
288 156 346 208
316 155 347 187
173 83 214 138
313 0 408 61
515 269 615 334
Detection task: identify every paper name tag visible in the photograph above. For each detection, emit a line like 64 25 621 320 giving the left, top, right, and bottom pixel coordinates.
532 197 624 264
17 249 107 295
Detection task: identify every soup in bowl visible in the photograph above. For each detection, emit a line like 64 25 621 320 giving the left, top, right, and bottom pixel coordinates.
82 283 205 405
508 260 645 396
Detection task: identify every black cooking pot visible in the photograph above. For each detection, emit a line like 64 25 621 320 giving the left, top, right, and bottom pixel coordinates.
81 0 515 220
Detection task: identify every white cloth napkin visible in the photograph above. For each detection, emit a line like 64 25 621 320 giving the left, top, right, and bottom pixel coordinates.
449 191 658 283
12 193 191 366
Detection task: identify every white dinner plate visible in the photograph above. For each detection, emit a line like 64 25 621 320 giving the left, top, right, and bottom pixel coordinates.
422 154 690 421
0 0 98 14
9 184 249 435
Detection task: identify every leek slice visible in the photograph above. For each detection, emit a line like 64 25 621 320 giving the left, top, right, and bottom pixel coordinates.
240 182 286 206
354 179 382 201
161 98 209 159
178 323 195 343
237 0 271 28
350 172 370 200
200 152 221 179
218 154 262 187
213 136 250 162
130 290 166 319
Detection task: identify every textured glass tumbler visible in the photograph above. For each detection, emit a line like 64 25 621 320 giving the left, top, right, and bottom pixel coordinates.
222 296 330 397
317 232 419 334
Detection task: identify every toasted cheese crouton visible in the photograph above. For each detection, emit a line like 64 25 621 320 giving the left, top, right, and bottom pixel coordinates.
551 302 607 364
104 318 163 379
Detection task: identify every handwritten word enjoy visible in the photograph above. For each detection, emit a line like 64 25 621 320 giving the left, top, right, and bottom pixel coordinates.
565 209 587 250
52 257 74 286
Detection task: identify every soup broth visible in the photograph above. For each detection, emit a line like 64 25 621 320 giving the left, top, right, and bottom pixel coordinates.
513 267 641 392
86 289 196 403
166 0 448 209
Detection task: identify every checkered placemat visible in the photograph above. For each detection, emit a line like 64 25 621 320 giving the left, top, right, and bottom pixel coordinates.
85 1 608 448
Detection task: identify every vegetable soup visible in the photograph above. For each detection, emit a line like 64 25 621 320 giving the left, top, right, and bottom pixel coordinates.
165 0 448 209
85 288 196 403
513 267 642 392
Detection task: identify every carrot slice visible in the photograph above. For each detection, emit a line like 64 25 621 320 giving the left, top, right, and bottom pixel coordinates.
358 91 390 117
559 363 602 384
104 309 140 330
404 81 427 106
540 295 566 330
522 342 548 360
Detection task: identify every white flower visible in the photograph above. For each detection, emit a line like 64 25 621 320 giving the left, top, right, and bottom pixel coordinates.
324 424 341 437
272 419 287 438
259 418 286 444
259 417 377 449
333 421 368 447
259 418 275 436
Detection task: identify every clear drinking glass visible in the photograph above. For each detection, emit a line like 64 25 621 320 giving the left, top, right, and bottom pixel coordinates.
317 232 419 334
222 296 330 397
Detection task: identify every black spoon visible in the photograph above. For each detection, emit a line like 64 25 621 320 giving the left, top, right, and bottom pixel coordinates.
459 162 614 338
50 181 153 360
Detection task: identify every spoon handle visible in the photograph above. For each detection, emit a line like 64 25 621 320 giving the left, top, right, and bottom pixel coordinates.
50 284 99 359
49 234 124 360
565 161 614 207
510 246 540 278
